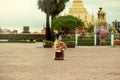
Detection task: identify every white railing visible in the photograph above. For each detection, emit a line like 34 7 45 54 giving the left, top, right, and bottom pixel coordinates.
75 33 117 46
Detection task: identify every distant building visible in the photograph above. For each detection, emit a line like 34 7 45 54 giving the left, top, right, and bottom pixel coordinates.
11 30 18 34
2 29 11 34
40 26 46 34
40 26 58 34
0 28 3 34
33 31 40 34
0 27 11 34
22 26 31 33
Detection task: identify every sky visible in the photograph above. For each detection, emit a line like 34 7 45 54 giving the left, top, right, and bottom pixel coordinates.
0 0 120 33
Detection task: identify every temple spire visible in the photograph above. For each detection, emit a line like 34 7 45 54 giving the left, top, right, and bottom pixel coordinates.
91 12 94 24
67 0 95 26
85 14 87 23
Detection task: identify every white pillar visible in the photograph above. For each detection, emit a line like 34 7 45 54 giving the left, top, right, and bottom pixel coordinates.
94 23 97 46
111 34 114 46
94 34 97 46
75 33 78 46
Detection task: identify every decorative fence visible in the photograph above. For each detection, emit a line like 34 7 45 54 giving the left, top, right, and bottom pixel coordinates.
64 33 120 46
114 33 120 45
96 34 111 46
77 34 94 46
0 33 120 46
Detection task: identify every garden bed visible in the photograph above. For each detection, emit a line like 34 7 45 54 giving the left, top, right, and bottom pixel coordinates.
114 40 120 45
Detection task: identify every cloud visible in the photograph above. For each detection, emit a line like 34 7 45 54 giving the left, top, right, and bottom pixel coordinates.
0 0 46 32
0 0 120 32
66 0 120 23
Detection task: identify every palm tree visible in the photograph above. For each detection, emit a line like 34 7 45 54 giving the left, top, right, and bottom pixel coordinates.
38 0 69 41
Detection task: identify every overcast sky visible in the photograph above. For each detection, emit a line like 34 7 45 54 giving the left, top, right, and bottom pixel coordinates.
0 0 120 33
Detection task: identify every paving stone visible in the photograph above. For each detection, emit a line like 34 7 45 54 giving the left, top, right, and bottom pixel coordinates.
0 43 120 80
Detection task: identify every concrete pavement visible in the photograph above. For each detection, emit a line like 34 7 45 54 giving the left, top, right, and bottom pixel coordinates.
0 43 120 80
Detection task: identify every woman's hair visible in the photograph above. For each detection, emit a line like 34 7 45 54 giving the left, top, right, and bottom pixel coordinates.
56 34 62 40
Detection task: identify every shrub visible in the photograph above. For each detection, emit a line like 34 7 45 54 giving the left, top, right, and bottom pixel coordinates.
78 37 94 46
29 38 34 42
66 41 75 48
43 40 53 48
36 38 43 42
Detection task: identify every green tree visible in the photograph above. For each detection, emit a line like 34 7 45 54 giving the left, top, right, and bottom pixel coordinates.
38 0 69 41
52 15 84 34
87 24 94 33
109 27 116 33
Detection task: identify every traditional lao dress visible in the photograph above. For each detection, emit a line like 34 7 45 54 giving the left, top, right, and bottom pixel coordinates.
54 41 66 60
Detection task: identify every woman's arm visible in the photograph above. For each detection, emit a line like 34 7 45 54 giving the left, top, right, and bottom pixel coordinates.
62 42 67 49
54 42 60 50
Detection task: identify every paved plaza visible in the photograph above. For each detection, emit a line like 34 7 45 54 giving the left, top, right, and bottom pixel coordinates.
0 43 120 80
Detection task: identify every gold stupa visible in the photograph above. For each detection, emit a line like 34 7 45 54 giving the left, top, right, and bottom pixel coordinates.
66 0 95 27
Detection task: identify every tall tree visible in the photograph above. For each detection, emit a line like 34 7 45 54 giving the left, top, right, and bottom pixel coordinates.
87 24 94 33
38 0 69 41
38 0 69 18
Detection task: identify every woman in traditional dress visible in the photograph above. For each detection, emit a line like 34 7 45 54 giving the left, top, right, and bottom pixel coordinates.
54 35 67 60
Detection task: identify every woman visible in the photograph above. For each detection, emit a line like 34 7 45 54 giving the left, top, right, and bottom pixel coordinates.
54 35 67 60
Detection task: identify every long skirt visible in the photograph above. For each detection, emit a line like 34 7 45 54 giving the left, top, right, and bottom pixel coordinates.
54 52 64 60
